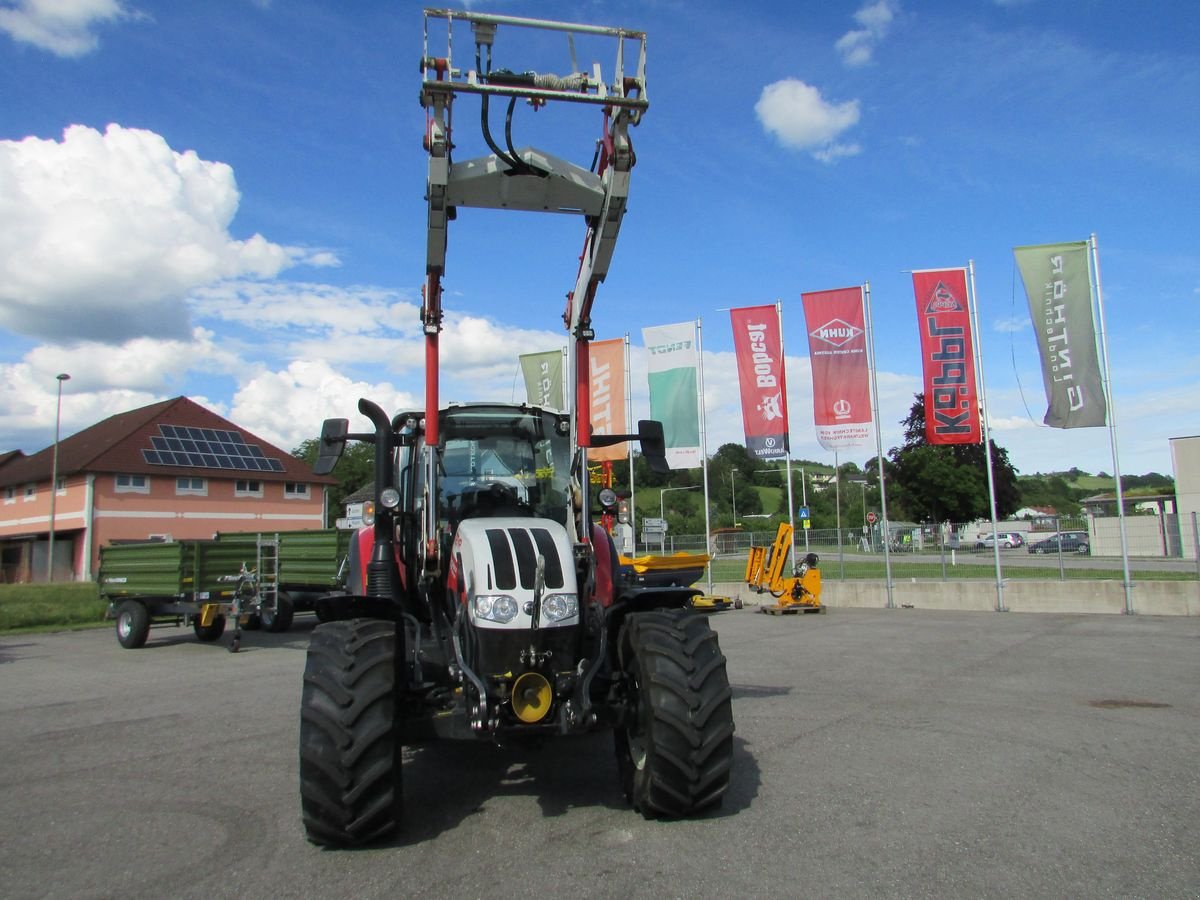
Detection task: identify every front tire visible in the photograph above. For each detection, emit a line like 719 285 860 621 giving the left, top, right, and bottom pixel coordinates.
115 600 150 649
615 610 734 818
299 619 401 847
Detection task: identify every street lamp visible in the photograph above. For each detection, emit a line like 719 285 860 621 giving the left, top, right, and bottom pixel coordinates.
659 485 701 521
729 468 738 527
47 373 70 582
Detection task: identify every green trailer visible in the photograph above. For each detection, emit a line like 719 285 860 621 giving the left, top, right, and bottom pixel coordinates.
100 538 269 650
99 529 354 650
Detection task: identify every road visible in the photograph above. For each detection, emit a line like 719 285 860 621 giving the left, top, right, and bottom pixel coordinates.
2 609 1198 899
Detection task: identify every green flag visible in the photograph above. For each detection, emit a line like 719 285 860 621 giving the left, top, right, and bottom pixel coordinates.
642 322 701 469
1014 241 1107 428
519 350 564 410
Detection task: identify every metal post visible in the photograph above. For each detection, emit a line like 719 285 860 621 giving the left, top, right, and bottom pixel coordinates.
695 318 713 594
47 373 70 582
1192 512 1199 593
967 262 1006 612
835 451 844 580
1055 514 1065 581
863 282 893 607
1090 234 1134 614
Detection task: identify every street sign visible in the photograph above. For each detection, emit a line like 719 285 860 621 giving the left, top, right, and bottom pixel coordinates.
642 517 668 533
798 506 810 520
867 511 878 525
802 519 811 530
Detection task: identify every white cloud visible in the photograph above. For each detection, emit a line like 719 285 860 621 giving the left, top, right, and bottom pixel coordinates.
230 360 418 452
835 0 898 68
22 327 239 391
0 0 133 57
755 79 862 163
0 124 295 342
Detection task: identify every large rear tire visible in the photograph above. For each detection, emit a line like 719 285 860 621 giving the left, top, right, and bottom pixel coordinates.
299 618 401 847
615 609 734 818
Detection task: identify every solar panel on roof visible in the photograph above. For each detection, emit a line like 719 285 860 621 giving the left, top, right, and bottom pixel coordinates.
140 425 287 473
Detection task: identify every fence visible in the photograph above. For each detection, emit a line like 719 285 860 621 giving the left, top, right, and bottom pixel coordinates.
635 514 1200 585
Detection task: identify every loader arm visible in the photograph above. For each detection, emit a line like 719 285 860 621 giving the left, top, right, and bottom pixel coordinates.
418 9 647 572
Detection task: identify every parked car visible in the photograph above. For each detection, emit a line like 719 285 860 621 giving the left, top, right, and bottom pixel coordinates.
975 531 1025 549
1027 531 1090 555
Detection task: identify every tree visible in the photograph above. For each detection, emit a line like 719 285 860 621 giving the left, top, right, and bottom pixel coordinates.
292 437 376 516
886 394 1020 522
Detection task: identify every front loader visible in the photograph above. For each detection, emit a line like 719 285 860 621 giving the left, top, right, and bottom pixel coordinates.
298 10 734 848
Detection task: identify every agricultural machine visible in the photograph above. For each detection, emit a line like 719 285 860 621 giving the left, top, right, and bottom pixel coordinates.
299 10 734 847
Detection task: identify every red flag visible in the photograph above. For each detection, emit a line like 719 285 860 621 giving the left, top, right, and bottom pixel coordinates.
801 287 872 451
730 306 790 460
588 338 627 461
911 269 981 444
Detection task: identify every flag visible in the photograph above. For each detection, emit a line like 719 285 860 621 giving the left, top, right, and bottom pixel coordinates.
642 322 701 469
588 338 627 461
519 349 563 410
911 269 982 444
801 288 873 451
1014 241 1107 428
730 305 789 460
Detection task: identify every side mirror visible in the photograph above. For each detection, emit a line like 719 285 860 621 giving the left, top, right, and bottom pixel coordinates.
313 418 349 475
637 420 668 474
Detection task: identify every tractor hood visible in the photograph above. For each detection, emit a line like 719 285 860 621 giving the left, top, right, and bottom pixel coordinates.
450 517 579 630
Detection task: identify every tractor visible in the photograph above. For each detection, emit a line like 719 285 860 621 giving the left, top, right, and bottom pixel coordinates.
298 10 734 847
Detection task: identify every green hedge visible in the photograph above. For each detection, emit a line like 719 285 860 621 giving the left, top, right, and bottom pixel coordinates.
0 582 107 632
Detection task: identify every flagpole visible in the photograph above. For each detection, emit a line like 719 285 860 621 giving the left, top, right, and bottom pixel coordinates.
1090 234 1134 613
623 332 635 553
863 281 894 608
967 260 1006 612
835 449 844 580
696 317 713 595
776 299 797 565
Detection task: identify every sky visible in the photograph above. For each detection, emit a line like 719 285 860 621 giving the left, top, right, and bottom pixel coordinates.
2 0 1198 480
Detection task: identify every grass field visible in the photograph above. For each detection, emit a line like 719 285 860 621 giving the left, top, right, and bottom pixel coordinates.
0 583 107 633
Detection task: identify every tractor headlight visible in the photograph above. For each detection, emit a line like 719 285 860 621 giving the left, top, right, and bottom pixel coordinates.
379 487 400 509
541 593 578 624
473 594 518 624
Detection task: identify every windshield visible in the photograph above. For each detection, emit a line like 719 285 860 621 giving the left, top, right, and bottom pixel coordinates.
434 406 572 526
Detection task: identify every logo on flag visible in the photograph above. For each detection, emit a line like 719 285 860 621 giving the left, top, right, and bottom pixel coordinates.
809 319 864 347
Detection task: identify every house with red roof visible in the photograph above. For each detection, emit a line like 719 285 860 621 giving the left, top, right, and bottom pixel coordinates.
0 397 336 583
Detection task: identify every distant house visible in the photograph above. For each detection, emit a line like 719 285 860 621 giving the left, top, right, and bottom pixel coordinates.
0 396 336 584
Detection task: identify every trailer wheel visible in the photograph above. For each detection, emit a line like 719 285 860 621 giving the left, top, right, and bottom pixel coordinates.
300 619 402 847
193 615 226 642
615 609 735 818
115 600 150 650
261 593 295 633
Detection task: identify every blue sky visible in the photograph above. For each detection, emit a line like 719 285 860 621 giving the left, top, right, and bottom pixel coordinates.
2 0 1197 480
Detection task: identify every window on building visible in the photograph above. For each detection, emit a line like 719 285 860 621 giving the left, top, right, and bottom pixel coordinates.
24 483 36 501
56 476 67 494
284 482 310 499
115 474 149 494
176 476 207 496
4 486 16 504
234 479 263 497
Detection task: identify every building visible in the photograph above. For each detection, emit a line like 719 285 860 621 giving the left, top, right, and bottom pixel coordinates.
0 397 335 583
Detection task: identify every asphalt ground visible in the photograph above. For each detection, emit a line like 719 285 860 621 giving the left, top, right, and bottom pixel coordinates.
1 608 1197 899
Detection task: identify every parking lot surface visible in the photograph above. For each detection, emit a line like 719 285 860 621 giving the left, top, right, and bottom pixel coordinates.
2 607 1197 899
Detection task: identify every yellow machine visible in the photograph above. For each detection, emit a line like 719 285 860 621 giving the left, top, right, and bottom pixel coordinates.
745 523 823 614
